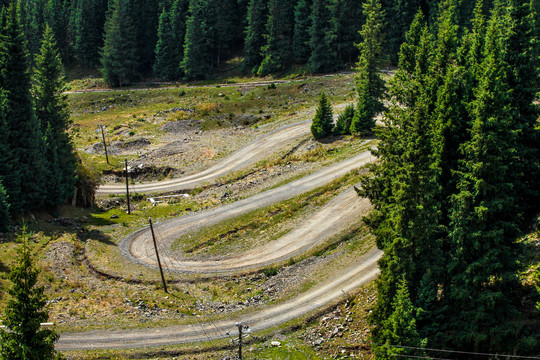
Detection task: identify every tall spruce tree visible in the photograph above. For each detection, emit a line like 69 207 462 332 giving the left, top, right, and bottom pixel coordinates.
503 0 540 216
130 0 161 74
447 11 521 351
34 26 76 210
170 0 189 78
72 0 108 65
308 0 338 73
443 1 539 352
101 0 139 86
45 0 70 62
182 0 212 80
212 0 246 67
18 0 46 61
154 7 178 80
334 103 355 135
376 277 426 359
243 0 268 73
311 89 334 139
293 0 312 64
532 0 540 86
429 0 468 223
0 228 59 359
0 91 10 229
385 0 424 64
358 9 444 354
350 0 385 134
333 0 363 64
0 2 46 214
0 90 15 220
257 0 296 76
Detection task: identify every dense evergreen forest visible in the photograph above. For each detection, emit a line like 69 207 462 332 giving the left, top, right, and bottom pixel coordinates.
0 0 496 85
356 0 540 357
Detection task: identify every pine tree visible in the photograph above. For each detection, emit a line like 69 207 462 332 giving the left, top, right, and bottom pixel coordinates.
532 0 540 86
359 11 443 350
257 0 296 76
101 0 139 86
334 103 355 135
350 0 385 135
308 0 338 73
503 0 540 216
0 180 9 232
154 7 178 80
0 2 46 214
0 91 16 221
385 0 424 65
72 0 108 65
212 0 246 67
34 26 76 210
311 90 334 139
18 0 46 61
430 0 470 223
0 228 59 359
293 0 312 64
446 8 522 352
45 0 70 62
129 0 161 74
182 0 212 80
0 92 11 228
170 0 189 78
243 0 268 73
333 0 363 65
375 277 426 359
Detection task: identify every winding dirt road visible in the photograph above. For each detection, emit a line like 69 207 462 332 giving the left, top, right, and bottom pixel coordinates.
57 248 381 351
60 148 379 351
121 150 375 272
97 120 312 195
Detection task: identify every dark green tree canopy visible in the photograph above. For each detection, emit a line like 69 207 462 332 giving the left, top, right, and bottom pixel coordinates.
0 2 46 214
243 0 269 73
101 0 139 86
308 0 338 73
0 228 60 359
34 25 76 209
350 0 386 135
311 89 334 139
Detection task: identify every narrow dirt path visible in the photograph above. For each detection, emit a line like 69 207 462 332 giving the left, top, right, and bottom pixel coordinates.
65 72 354 95
121 150 375 272
97 120 311 195
57 248 381 351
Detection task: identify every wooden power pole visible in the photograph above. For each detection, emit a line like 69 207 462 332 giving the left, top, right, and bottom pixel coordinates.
125 158 131 215
149 218 168 293
100 125 109 164
236 322 243 360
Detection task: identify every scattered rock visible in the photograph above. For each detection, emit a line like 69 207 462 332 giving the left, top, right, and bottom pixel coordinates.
161 119 202 134
110 214 119 219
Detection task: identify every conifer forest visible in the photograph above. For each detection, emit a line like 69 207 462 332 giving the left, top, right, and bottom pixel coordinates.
0 0 538 359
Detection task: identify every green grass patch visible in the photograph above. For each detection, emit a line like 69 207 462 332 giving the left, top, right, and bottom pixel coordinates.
172 172 360 257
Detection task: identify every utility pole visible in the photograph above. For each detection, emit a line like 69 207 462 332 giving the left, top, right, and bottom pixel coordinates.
125 158 131 215
100 125 109 164
149 218 168 293
236 322 243 360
